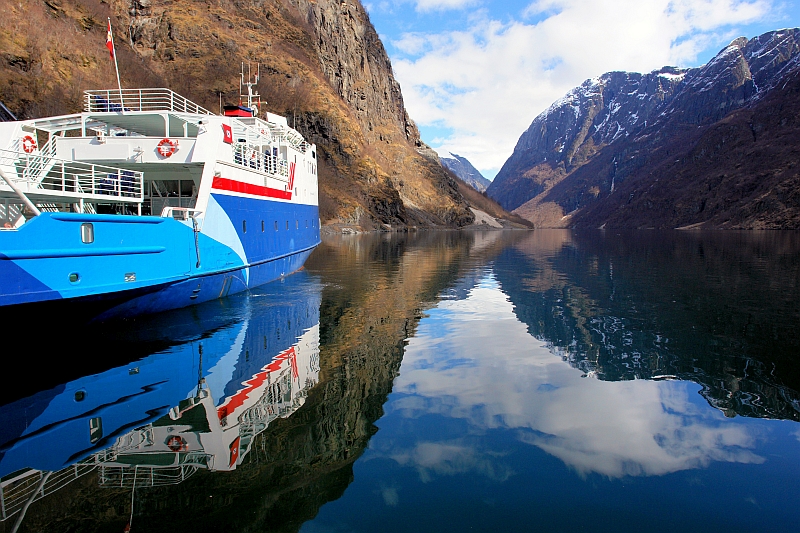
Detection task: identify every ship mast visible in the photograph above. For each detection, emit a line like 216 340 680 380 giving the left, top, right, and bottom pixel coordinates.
240 62 262 117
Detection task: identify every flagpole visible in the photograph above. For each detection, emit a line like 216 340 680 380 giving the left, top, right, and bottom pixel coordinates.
108 18 124 113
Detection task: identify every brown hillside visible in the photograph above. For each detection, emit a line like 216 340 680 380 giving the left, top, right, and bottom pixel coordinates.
0 0 474 229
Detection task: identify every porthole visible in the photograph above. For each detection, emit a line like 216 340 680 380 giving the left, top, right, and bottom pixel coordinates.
69 272 80 283
74 390 86 402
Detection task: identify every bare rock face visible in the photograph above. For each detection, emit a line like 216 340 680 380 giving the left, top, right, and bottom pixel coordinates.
439 152 491 193
488 68 685 210
0 0 473 229
490 29 800 229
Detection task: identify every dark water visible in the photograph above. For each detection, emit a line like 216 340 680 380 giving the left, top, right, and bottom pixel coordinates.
1 230 799 532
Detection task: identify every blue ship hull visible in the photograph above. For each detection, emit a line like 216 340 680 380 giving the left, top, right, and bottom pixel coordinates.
0 193 320 321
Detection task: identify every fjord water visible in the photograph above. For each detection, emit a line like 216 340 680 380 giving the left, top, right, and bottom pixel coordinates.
1 230 799 532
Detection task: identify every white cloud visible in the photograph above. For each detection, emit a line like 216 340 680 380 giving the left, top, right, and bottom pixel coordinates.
391 0 777 176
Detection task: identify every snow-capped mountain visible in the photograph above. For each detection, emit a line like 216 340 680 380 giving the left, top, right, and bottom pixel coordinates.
487 29 800 229
439 152 491 192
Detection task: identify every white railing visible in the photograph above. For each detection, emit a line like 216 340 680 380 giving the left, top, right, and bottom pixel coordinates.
237 117 309 154
0 460 99 522
0 200 24 228
84 89 215 116
97 452 212 488
0 148 144 203
21 135 57 184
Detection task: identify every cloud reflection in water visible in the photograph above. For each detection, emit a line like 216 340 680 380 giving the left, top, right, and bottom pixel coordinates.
388 273 764 480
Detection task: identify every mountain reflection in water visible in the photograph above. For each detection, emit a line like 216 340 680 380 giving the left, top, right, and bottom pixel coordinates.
1 230 799 533
496 230 800 421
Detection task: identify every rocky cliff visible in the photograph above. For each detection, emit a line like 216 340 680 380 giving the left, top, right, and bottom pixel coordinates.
489 29 800 229
0 0 475 229
439 152 491 192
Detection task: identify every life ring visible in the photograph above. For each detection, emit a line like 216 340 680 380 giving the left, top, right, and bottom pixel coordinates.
157 138 178 158
166 435 187 452
21 135 37 153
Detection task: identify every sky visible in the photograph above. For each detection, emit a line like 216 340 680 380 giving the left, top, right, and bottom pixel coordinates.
363 0 800 179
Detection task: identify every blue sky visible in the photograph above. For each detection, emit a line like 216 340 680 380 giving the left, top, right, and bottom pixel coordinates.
363 1 800 179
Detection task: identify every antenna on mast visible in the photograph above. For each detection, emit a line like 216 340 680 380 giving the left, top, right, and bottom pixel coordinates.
240 62 262 117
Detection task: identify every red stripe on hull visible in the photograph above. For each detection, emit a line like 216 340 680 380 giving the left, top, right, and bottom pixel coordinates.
212 177 292 200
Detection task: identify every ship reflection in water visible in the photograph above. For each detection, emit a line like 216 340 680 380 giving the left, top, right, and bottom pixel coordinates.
0 272 320 527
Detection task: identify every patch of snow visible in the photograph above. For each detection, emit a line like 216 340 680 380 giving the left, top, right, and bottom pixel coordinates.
658 72 686 81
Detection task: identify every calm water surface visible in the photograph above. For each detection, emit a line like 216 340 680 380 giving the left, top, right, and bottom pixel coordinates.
1 230 799 532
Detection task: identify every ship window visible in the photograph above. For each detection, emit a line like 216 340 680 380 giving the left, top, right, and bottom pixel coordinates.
80 223 94 244
305 220 308 228
296 220 298 229
261 220 265 232
274 221 278 231
242 220 247 233
286 220 289 230
69 272 80 283
89 417 103 443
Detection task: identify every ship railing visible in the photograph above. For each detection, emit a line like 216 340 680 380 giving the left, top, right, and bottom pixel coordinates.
19 136 58 184
232 119 309 154
0 199 24 228
0 460 99 522
84 89 215 116
97 452 213 488
0 148 144 203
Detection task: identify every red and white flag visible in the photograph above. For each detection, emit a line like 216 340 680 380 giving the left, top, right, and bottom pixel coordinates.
222 123 233 144
105 20 114 60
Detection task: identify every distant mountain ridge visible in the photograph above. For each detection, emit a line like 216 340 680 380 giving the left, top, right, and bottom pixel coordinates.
488 29 800 229
439 152 491 192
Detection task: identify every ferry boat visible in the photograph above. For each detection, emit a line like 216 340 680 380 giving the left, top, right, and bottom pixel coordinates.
0 83 320 321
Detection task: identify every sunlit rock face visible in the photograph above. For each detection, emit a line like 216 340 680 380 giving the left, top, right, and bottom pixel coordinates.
0 0 473 229
490 29 800 229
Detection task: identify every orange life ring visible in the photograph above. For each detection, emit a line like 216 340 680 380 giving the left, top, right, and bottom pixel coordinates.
157 138 178 158
166 435 187 452
21 135 37 153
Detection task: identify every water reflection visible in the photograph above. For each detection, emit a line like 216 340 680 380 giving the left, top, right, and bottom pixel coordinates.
0 273 320 527
390 273 764 479
0 231 502 533
302 231 800 533
495 230 800 421
1 231 798 532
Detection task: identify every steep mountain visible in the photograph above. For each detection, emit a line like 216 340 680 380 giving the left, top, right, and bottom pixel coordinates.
490 29 800 229
0 0 474 229
439 151 491 192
